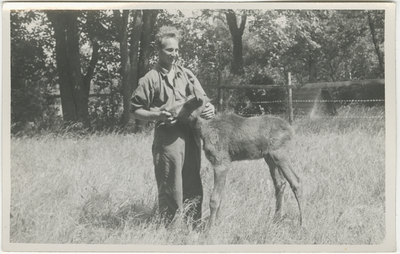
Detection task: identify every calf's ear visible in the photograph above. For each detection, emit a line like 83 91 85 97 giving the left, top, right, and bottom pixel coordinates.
193 88 198 100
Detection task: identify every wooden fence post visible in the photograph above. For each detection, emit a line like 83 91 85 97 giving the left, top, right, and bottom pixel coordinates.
287 72 294 125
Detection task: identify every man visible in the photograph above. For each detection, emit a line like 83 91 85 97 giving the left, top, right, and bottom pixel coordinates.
131 26 215 224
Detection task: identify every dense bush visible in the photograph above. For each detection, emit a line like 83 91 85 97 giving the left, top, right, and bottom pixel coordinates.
330 83 385 107
11 12 59 135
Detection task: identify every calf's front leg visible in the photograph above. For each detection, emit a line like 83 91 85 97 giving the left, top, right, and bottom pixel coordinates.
209 164 229 227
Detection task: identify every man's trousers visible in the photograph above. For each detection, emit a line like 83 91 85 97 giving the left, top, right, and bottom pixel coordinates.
152 122 203 222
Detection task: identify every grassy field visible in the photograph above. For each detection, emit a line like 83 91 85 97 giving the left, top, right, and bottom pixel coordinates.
9 106 386 245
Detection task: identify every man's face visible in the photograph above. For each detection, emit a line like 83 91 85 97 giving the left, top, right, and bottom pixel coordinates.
158 37 179 69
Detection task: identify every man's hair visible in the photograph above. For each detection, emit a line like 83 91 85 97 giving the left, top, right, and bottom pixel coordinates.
155 26 181 49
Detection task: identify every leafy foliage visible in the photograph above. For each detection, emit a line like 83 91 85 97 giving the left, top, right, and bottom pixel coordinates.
11 11 59 134
10 9 385 135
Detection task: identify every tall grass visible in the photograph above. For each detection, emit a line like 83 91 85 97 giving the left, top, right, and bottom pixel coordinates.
10 106 385 244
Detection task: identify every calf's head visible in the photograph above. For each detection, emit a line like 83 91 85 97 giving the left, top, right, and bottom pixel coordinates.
160 94 208 124
178 95 209 123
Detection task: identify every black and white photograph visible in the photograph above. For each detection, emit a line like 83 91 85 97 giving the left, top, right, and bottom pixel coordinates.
2 2 396 252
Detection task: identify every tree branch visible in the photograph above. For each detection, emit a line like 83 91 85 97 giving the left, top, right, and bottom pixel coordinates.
84 38 100 93
113 10 122 42
130 10 143 90
367 11 384 76
239 14 247 35
225 10 237 38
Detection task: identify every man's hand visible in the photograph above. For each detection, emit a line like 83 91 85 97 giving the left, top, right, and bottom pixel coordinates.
200 102 215 120
159 110 177 125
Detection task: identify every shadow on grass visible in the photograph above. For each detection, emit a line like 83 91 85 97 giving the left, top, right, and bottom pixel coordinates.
77 193 212 238
78 193 158 229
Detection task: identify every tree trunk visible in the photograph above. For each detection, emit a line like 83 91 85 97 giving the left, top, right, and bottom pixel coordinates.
114 9 158 131
129 11 143 131
367 12 384 77
118 10 132 127
84 11 101 94
136 10 158 132
130 10 143 93
65 12 89 126
308 52 318 83
47 10 99 127
138 10 158 79
115 10 144 128
127 11 143 128
225 10 246 75
47 11 77 123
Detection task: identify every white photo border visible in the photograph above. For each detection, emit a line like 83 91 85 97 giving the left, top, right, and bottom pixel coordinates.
2 1 396 252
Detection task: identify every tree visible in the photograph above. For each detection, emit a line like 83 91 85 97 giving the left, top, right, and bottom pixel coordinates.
11 11 58 133
166 10 231 86
113 10 144 127
225 9 247 75
367 10 384 77
113 9 158 130
245 10 383 86
138 10 159 78
47 10 100 126
11 9 386 134
197 9 247 76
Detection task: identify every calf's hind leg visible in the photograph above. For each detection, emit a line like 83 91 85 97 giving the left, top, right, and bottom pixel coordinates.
264 154 287 221
265 152 303 225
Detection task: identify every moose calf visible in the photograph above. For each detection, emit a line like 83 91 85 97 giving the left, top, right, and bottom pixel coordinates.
163 93 303 227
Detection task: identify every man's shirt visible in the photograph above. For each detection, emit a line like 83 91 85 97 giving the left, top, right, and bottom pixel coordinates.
131 63 207 112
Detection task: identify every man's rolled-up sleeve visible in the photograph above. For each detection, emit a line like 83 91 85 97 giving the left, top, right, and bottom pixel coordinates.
185 69 207 97
131 77 154 113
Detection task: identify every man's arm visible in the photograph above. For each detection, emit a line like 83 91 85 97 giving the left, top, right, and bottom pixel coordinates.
133 108 176 124
131 75 175 123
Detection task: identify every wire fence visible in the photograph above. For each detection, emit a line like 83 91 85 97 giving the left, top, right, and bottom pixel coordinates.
50 78 384 121
239 99 385 119
208 76 385 123
252 99 385 104
240 114 385 119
